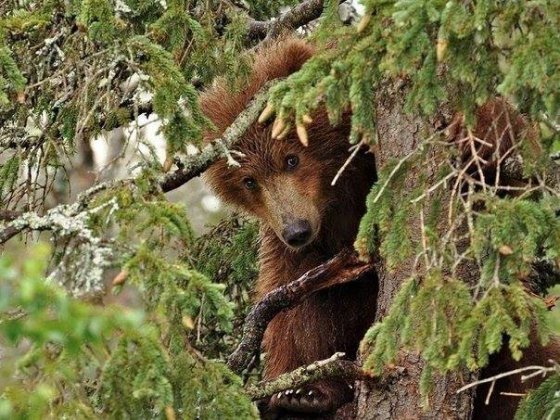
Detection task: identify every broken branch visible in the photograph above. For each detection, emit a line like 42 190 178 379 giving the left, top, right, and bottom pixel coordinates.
227 249 374 374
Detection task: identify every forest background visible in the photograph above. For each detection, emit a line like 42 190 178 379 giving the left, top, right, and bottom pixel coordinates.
0 0 559 418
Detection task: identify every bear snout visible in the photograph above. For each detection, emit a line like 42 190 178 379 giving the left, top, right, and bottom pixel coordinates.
282 219 313 248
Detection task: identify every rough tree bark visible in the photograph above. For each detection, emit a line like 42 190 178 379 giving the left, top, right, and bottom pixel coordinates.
355 82 478 419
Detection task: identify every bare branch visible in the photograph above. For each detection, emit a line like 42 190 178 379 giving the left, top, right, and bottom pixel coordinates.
0 197 116 295
0 210 23 222
227 249 374 374
456 362 559 395
0 180 125 245
247 0 325 41
246 352 371 400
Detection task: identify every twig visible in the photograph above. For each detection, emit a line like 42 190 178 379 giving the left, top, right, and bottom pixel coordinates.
246 352 370 400
484 378 496 406
227 249 374 374
372 148 419 204
331 140 364 186
456 363 558 395
499 392 526 397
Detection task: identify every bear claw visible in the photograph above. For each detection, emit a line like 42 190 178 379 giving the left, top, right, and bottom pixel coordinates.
269 384 334 414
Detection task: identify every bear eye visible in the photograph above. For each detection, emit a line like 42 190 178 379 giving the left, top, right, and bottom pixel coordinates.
243 177 257 190
286 155 299 170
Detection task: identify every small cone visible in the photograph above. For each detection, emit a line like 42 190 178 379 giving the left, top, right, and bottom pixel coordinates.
182 315 195 330
357 15 371 33
112 270 128 286
271 117 286 139
498 245 514 255
296 124 309 147
163 155 174 172
165 406 176 420
436 38 448 62
258 103 275 123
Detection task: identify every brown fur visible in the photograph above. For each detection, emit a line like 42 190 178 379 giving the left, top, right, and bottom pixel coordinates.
447 98 543 185
201 38 559 419
202 38 378 417
452 100 560 419
474 336 560 419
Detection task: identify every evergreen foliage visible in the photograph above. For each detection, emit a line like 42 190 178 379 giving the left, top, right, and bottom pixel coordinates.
0 0 276 416
1 0 559 417
0 0 291 209
190 217 260 359
264 0 560 411
515 373 560 420
0 243 258 419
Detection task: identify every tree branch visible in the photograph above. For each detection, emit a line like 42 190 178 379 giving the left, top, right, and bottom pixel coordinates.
0 180 126 245
0 198 115 296
0 210 23 222
227 249 375 374
247 0 325 41
0 81 272 245
456 362 559 395
159 80 273 192
246 352 371 400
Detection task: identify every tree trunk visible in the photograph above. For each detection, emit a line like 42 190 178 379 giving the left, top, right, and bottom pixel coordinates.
355 81 478 419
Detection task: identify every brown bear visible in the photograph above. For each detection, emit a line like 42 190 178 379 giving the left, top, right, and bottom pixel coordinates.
201 38 559 419
202 38 378 416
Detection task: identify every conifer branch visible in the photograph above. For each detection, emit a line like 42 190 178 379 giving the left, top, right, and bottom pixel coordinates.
159 81 274 192
227 249 374 375
0 83 271 244
246 352 371 400
247 0 325 41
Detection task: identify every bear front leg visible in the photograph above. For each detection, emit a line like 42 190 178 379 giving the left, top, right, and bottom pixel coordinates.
260 307 354 419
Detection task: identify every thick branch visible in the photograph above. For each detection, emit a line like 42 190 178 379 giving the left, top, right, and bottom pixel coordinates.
247 0 325 41
0 224 26 244
0 198 115 295
0 181 124 245
247 352 371 400
227 249 374 374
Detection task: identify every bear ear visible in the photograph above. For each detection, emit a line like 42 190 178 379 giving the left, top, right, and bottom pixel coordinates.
200 37 315 142
252 36 315 83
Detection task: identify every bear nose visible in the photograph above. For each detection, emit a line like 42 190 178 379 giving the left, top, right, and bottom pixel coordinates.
282 220 312 247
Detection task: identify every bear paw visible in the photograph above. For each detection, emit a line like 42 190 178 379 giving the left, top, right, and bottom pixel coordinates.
267 381 353 416
271 386 331 413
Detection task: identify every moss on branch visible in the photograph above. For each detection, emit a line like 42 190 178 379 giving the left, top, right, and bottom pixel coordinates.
246 352 370 400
